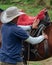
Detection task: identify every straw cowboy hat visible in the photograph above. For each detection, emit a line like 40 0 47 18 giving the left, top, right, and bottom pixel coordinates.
1 6 25 23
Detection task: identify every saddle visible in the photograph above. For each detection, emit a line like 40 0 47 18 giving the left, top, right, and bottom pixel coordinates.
17 8 46 26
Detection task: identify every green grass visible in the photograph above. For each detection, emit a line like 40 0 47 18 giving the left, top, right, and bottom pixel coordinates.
27 61 42 65
0 4 16 10
0 3 52 21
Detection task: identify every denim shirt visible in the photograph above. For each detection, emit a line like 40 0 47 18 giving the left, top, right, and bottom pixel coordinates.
0 22 29 64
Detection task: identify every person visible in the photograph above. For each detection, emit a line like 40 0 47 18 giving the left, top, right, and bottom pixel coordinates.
0 6 48 65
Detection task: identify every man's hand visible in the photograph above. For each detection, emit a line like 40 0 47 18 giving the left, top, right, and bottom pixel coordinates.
42 31 48 39
32 18 40 29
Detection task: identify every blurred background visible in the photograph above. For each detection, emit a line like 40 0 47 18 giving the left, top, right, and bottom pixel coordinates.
0 0 52 20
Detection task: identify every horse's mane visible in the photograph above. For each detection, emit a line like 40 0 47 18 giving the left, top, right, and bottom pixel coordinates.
51 22 52 24
43 22 52 34
46 22 52 28
0 8 4 12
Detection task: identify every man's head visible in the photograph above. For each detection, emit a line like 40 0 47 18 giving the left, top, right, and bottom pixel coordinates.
1 6 25 24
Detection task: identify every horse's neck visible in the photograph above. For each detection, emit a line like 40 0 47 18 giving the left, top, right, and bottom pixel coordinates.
0 23 2 43
44 22 52 33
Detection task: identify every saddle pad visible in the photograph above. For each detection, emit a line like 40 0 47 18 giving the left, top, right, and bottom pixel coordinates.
17 14 36 25
17 8 46 25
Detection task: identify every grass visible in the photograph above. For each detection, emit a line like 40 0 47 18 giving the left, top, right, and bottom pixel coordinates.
27 61 42 65
0 3 52 21
0 3 52 17
27 57 52 65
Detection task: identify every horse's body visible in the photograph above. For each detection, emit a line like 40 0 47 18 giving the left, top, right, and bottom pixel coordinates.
31 22 52 60
0 22 2 48
22 10 52 64
0 9 3 47
23 23 52 63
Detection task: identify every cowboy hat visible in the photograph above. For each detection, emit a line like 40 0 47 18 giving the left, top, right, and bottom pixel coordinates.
1 6 25 23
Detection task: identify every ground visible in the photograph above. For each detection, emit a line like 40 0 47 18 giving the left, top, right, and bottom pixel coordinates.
27 57 52 65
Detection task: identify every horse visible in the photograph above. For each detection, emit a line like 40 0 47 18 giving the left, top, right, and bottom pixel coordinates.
28 23 52 61
22 9 52 64
0 9 3 47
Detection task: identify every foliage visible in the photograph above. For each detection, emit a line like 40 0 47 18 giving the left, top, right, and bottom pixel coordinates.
50 0 52 5
5 0 10 4
0 0 52 21
0 0 52 6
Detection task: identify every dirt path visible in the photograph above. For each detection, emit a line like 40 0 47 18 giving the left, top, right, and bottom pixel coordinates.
27 57 52 65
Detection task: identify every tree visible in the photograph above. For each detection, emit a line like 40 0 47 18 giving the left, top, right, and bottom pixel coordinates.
34 0 51 7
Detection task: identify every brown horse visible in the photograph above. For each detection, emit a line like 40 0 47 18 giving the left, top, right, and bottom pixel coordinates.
0 9 3 47
0 21 2 48
23 9 52 64
29 22 52 61
23 23 52 62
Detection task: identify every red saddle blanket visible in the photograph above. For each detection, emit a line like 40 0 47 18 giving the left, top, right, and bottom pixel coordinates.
17 8 46 25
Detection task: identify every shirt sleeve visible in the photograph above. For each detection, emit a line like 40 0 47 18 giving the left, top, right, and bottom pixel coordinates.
25 35 45 44
12 26 29 40
18 25 31 31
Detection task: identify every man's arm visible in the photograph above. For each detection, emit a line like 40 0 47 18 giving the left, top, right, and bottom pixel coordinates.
13 26 48 45
25 35 45 44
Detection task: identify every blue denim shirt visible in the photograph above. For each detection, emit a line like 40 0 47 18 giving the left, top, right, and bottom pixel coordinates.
0 22 29 64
